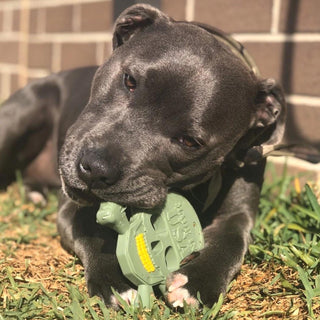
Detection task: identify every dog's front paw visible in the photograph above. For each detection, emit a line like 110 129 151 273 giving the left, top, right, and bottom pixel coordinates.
27 191 47 206
166 259 229 308
111 288 137 309
85 256 134 308
166 273 199 308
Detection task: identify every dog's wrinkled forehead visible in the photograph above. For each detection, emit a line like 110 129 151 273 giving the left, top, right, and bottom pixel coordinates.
94 23 218 92
90 21 256 144
121 22 218 60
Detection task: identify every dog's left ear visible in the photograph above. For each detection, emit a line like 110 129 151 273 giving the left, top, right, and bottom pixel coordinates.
242 78 287 164
113 4 171 49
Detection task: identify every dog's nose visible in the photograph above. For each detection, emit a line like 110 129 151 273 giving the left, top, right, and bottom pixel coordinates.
78 149 120 187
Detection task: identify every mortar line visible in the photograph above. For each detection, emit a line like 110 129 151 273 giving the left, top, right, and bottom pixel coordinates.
0 32 113 42
185 0 195 21
286 95 320 107
18 0 30 88
271 0 281 34
3 7 13 32
1 73 11 101
0 63 47 74
233 33 320 42
52 42 61 72
0 0 111 10
72 3 81 32
268 156 320 172
96 42 105 65
37 8 46 33
2 32 318 43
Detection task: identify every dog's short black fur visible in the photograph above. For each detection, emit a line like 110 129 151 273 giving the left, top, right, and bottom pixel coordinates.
0 5 286 307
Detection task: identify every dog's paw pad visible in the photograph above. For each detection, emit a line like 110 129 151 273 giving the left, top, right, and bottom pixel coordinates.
110 289 137 308
167 273 198 308
167 273 188 292
27 191 47 206
167 287 199 308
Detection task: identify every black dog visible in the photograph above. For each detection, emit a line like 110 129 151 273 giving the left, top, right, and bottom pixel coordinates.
0 4 286 307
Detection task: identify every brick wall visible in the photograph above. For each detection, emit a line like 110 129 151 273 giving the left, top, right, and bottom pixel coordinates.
164 0 320 181
0 0 113 98
0 0 319 179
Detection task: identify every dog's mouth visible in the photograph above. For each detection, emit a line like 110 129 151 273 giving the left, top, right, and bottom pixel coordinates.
60 173 168 209
61 182 101 205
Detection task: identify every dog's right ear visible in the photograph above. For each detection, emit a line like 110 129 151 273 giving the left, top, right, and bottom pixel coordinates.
241 79 287 164
113 4 171 49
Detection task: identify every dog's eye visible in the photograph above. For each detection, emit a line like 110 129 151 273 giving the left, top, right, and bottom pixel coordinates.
174 136 204 149
123 73 136 92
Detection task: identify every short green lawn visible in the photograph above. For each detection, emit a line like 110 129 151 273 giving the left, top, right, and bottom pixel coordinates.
1 163 320 319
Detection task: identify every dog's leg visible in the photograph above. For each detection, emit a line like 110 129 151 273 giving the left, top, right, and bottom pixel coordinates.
166 162 265 307
57 196 134 306
0 78 61 189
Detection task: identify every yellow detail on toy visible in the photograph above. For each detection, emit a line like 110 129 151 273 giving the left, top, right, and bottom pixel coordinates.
135 233 155 272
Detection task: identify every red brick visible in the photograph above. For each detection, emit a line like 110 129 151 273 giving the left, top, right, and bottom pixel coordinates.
289 42 320 96
28 43 52 69
104 41 112 59
243 42 320 96
279 0 320 32
96 41 111 65
61 43 97 70
10 73 20 93
162 0 186 21
12 9 20 31
194 0 273 33
242 42 283 80
45 5 73 33
29 9 38 34
0 11 4 32
80 1 112 32
26 76 40 84
0 41 19 63
283 103 320 151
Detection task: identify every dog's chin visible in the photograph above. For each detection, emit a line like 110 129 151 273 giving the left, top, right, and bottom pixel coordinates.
62 184 100 205
62 181 167 210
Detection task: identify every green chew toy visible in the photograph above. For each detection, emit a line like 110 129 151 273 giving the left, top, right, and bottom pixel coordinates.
96 193 204 308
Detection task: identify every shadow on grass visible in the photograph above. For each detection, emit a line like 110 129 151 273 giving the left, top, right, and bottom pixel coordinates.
1 163 320 319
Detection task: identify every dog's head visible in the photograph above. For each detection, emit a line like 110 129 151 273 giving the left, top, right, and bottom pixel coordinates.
59 4 286 208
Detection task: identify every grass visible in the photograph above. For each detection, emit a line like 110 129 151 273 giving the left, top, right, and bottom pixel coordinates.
0 162 320 319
